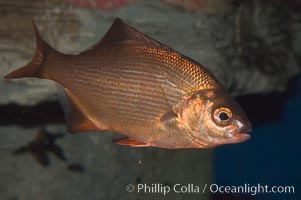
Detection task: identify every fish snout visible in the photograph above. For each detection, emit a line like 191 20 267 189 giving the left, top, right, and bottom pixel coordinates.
235 117 252 133
241 120 252 134
233 119 252 142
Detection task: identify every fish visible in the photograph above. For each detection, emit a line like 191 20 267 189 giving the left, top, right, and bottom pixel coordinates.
4 18 252 149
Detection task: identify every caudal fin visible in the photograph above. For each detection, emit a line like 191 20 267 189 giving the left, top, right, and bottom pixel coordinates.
4 20 55 79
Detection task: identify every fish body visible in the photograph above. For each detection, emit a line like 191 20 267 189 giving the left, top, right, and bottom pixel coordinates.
5 18 251 149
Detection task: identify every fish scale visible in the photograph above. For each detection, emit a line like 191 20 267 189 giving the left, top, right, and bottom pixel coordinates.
53 54 171 124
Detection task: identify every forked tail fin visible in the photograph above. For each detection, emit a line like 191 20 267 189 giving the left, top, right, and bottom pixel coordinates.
4 20 55 79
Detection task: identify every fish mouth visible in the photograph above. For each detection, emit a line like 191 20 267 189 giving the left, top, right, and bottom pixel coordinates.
229 120 252 144
225 127 252 144
208 132 251 146
232 133 251 143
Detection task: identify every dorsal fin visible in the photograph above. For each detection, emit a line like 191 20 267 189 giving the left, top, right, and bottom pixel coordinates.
84 18 170 52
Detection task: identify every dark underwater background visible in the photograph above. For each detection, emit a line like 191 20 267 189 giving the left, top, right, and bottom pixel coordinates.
215 75 301 200
0 0 300 200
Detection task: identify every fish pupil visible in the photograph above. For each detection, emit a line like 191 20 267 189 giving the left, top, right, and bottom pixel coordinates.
219 112 229 121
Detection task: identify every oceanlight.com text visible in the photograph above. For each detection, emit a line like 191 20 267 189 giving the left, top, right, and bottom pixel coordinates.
209 183 294 196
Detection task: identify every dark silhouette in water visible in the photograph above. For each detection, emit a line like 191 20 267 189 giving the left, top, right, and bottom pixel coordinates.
13 127 66 166
67 164 85 173
12 127 85 173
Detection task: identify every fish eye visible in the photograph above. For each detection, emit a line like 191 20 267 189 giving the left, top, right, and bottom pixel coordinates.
213 107 232 125
219 112 229 121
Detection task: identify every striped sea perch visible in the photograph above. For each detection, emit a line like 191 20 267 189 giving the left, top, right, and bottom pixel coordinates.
4 18 251 149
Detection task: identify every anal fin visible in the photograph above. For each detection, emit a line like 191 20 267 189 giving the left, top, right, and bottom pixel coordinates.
57 84 100 134
113 138 150 147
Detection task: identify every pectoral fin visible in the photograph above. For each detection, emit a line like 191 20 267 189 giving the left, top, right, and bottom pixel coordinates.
112 138 150 147
56 84 100 133
160 110 179 126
